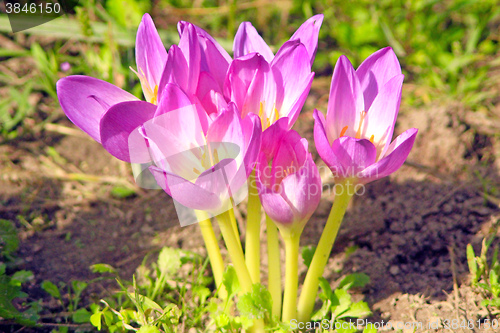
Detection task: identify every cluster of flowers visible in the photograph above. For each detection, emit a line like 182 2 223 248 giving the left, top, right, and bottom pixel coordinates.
58 14 416 228
57 14 417 326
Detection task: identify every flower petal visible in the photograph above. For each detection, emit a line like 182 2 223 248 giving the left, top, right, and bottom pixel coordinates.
271 40 313 125
356 47 401 110
358 128 418 183
261 117 289 159
313 109 342 171
326 55 364 143
149 166 222 210
100 101 156 162
135 14 167 92
178 23 201 96
158 45 189 99
223 53 274 119
234 22 274 62
330 136 377 180
279 155 321 224
178 21 232 64
289 14 324 66
362 74 404 158
56 76 139 143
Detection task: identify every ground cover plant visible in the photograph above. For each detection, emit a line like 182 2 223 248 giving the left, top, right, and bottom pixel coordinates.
1 0 500 332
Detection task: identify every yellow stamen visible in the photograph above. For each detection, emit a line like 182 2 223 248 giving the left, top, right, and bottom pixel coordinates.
355 111 367 139
369 135 375 143
150 85 159 104
193 167 200 175
340 126 348 137
213 148 220 164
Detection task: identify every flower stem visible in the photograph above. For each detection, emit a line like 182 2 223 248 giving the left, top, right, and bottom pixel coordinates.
217 210 266 333
228 207 243 253
297 183 354 322
216 210 254 293
281 229 301 322
246 170 261 283
266 214 282 319
195 211 226 299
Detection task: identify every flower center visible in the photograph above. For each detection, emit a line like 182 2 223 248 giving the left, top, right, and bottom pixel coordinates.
131 67 159 104
258 101 279 130
340 111 374 143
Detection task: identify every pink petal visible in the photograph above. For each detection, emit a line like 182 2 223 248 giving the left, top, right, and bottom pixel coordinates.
330 136 377 180
135 14 167 90
234 22 274 62
158 45 189 99
100 101 156 162
56 76 139 143
271 40 313 125
358 128 418 183
223 53 273 119
149 166 222 210
178 24 201 96
326 55 364 143
314 109 346 172
178 21 232 64
356 47 401 110
261 117 289 159
363 74 404 158
279 155 321 223
289 14 324 66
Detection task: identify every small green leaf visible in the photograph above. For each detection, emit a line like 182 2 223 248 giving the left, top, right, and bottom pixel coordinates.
72 308 91 323
332 289 352 319
10 270 33 286
110 186 136 198
0 219 19 256
237 284 273 320
467 244 477 277
337 301 372 319
301 245 316 268
90 312 102 330
41 280 61 299
363 323 378 333
318 277 333 300
137 325 160 333
222 266 240 298
157 247 182 276
90 263 117 275
339 273 370 290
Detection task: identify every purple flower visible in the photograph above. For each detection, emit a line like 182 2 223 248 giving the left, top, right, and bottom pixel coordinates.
256 128 321 230
56 14 166 147
142 97 261 215
314 47 418 184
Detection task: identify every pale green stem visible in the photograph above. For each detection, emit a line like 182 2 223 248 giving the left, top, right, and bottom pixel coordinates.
266 214 282 319
195 210 227 299
216 210 265 333
228 207 243 253
281 229 301 322
246 170 261 283
297 183 354 322
216 210 254 293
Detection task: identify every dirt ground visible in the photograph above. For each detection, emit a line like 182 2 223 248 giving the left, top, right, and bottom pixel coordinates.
1 35 500 332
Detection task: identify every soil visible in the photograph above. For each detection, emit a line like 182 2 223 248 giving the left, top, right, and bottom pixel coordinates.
1 30 500 333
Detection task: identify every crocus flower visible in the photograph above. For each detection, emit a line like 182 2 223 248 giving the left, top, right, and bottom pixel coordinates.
131 90 262 217
256 129 321 230
56 14 166 145
314 47 418 184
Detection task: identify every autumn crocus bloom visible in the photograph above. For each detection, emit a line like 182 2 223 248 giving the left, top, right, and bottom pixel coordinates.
314 47 418 184
140 98 261 218
56 14 166 145
256 129 321 230
224 15 323 134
